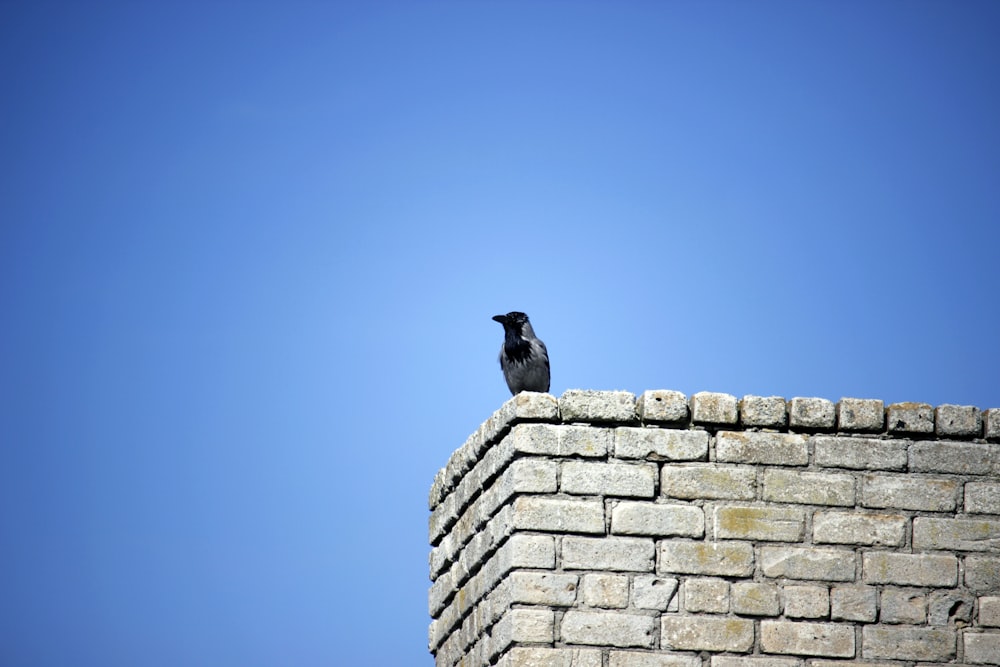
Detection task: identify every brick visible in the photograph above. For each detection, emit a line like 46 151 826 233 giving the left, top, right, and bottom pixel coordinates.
610 652 700 667
910 440 997 475
611 502 704 537
715 504 805 541
615 427 708 461
861 626 955 661
500 647 602 667
964 632 1000 665
731 582 780 616
830 585 877 622
861 473 958 511
510 423 611 457
661 616 754 652
928 590 974 625
684 578 729 613
760 620 855 657
967 482 1000 514
981 596 1000 627
880 589 926 624
862 552 957 586
760 546 856 581
662 464 756 500
509 572 579 606
762 469 855 506
561 461 656 497
511 497 605 534
739 395 787 428
717 431 808 465
502 607 555 644
660 541 755 577
887 401 935 434
632 575 679 611
637 390 689 423
560 390 637 423
691 391 739 424
711 659 800 667
561 610 655 648
965 555 1000 591
837 398 885 432
789 397 836 430
812 436 907 470
580 573 628 608
813 511 907 546
987 408 1000 441
563 536 655 572
936 403 983 437
913 517 1000 551
783 584 829 619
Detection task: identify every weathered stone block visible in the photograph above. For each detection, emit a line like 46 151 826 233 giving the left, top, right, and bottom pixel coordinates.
511 423 611 457
711 659 800 667
563 536 655 572
986 408 1000 441
731 582 780 616
502 607 555 644
789 396 836 430
611 502 704 537
615 427 708 461
880 589 926 624
561 610 655 648
913 517 1000 551
863 552 958 587
684 577 729 613
980 596 1000 627
511 496 605 534
561 461 656 497
715 504 805 542
861 473 957 511
837 398 884 432
910 440 997 475
610 652 700 667
861 626 955 661
830 585 877 622
927 590 974 625
760 620 855 657
661 616 754 652
509 572 579 606
716 431 808 465
759 546 856 581
813 511 907 546
500 647 602 667
964 631 1000 665
966 555 1000 591
887 401 935 434
783 584 829 619
659 541 754 577
812 436 907 470
662 464 756 500
560 390 637 423
691 391 738 424
580 573 628 608
632 575 678 611
637 390 689 423
762 469 855 506
936 403 983 437
739 395 787 428
966 482 1000 514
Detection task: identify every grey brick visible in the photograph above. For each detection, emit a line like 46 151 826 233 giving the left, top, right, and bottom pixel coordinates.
789 397 836 430
500 647 602 667
837 398 885 432
563 536 655 572
887 401 935 434
659 541 755 577
662 464 756 500
813 436 907 470
965 555 1000 591
716 431 808 465
731 582 780 616
637 390 689 423
966 482 1000 514
913 517 1000 551
610 652 700 667
861 626 955 661
560 389 637 423
830 585 877 622
511 423 611 457
928 590 974 625
760 546 856 582
863 552 957 586
987 408 1000 441
783 584 829 619
760 620 855 658
561 610 655 648
762 469 855 506
691 391 739 424
715 504 805 541
561 461 656 498
615 427 709 461
499 607 555 644
936 404 983 437
509 572 579 606
611 502 704 537
632 575 678 611
684 577 729 613
964 632 1000 665
910 440 997 475
511 496 605 534
711 659 800 667
580 573 628 608
661 616 754 652
813 511 907 546
979 596 1000 627
861 473 958 511
880 589 926 624
739 395 787 428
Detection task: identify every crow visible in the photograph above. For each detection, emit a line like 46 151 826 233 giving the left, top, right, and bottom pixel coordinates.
492 311 550 394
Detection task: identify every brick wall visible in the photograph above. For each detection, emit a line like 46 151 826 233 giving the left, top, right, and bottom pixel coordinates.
428 390 1000 667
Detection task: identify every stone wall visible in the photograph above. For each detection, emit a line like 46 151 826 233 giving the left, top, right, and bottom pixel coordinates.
428 390 1000 667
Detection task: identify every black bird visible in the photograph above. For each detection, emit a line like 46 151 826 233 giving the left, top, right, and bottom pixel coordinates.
492 311 550 394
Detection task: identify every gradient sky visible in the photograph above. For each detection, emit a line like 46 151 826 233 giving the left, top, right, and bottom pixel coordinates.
2 2 998 666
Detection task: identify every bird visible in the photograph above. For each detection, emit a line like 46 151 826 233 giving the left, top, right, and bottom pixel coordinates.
492 311 550 395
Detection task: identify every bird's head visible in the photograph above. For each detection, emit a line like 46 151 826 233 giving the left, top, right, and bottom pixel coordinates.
492 311 529 331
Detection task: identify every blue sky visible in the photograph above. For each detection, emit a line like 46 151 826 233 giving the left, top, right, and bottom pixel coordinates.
1 2 998 665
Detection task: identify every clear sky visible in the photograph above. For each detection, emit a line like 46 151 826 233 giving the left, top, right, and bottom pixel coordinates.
1 2 998 665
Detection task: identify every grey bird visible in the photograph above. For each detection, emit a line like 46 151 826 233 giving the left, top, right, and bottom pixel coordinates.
492 311 550 394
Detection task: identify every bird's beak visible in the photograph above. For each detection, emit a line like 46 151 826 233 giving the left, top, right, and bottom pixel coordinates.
492 314 507 324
